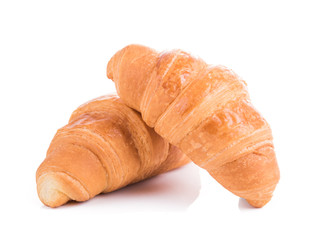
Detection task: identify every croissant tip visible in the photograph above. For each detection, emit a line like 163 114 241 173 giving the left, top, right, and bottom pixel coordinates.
246 198 271 208
37 173 70 208
107 58 114 80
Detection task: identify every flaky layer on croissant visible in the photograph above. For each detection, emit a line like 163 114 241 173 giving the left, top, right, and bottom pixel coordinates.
107 44 280 207
36 94 189 208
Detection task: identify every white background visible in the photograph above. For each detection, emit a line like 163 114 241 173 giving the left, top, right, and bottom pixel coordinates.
1 0 323 239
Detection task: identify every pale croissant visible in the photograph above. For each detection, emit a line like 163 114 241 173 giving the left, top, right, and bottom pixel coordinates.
107 44 280 207
36 94 189 207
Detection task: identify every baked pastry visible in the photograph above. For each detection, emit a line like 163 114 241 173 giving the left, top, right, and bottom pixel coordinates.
107 44 280 207
36 94 189 207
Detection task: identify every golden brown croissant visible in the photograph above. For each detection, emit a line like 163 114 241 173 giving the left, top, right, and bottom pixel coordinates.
107 44 280 207
36 94 189 208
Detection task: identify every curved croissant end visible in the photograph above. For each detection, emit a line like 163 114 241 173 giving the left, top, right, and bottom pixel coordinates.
37 172 86 208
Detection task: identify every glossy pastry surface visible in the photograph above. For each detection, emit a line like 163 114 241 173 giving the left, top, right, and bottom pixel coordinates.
107 44 280 207
36 94 189 207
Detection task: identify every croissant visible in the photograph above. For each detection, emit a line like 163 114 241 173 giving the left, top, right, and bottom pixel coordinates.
36 94 189 208
107 44 280 207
